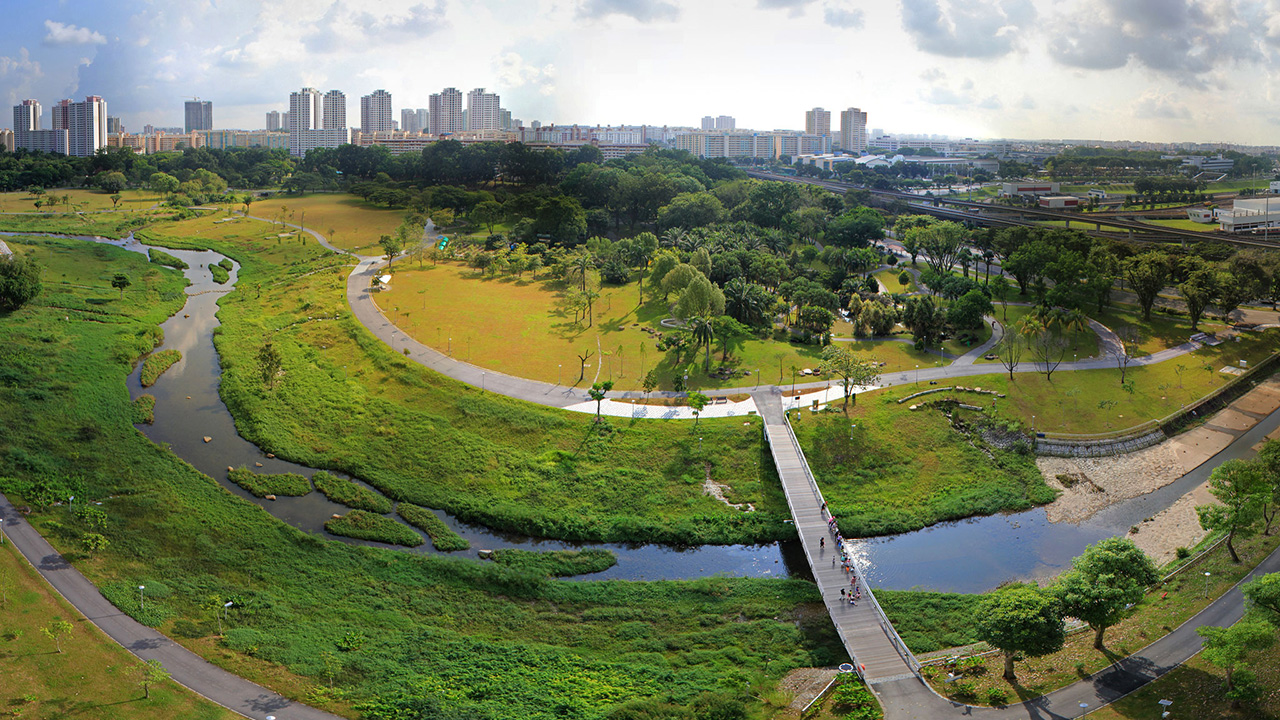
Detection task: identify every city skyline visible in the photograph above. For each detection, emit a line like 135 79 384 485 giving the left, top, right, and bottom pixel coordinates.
0 1 1277 144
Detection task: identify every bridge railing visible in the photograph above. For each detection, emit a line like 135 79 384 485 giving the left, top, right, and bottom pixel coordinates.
767 413 922 679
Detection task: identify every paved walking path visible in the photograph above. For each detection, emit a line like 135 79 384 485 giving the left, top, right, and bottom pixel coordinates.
6 214 1243 720
0 496 342 720
755 393 917 682
875 540 1280 718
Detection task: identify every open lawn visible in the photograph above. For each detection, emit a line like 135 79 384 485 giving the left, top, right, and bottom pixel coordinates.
0 234 843 719
0 188 164 214
379 260 853 392
1144 217 1221 232
873 268 918 294
1097 303 1230 356
0 541 236 719
248 193 412 253
0 209 155 238
928 330 1276 436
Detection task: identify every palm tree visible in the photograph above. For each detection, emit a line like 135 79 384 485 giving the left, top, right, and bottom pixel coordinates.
689 316 715 371
565 251 594 293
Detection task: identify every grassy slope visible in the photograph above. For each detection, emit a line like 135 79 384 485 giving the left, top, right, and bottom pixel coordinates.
136 217 796 545
0 236 843 718
0 542 236 719
920 532 1280 707
792 393 1053 537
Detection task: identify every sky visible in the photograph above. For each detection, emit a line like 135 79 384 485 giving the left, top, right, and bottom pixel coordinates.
3 0 1280 144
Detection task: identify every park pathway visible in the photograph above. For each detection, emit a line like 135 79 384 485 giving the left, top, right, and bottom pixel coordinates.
0 495 342 720
754 392 918 683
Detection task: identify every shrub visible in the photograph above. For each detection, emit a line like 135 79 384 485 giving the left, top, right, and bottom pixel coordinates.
131 394 156 424
139 349 181 387
217 258 233 271
148 248 188 270
209 263 230 284
227 467 311 498
491 548 617 577
312 471 392 513
397 503 469 551
984 687 1009 706
1176 546 1191 559
326 510 423 547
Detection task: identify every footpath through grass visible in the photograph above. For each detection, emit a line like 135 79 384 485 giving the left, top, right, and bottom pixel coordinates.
249 193 409 253
175 234 794 544
0 541 235 719
0 236 844 719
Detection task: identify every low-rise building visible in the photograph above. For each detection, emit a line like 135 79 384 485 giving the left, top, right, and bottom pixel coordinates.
1038 195 1081 209
1219 197 1280 233
1001 181 1060 197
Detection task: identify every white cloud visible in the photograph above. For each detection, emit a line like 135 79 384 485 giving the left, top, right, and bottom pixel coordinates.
494 52 557 96
823 5 864 28
577 0 680 22
901 0 1035 59
43 20 107 46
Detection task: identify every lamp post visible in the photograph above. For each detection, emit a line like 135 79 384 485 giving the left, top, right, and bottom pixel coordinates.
1032 415 1036 436
850 424 857 440
915 364 919 386
1079 702 1089 716
138 585 146 612
448 337 452 356
219 601 233 635
1204 571 1211 598
698 437 703 452
558 364 562 386
482 372 487 392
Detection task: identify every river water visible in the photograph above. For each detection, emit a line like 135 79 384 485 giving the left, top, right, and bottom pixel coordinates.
9 231 1271 592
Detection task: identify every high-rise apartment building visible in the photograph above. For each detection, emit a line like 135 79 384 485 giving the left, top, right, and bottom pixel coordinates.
360 89 392 134
428 87 463 135
107 116 122 134
50 99 72 131
715 115 735 130
282 112 291 130
13 100 68 154
805 107 831 137
184 100 213 133
68 96 108 157
266 111 281 131
400 108 421 134
289 88 322 131
416 109 428 133
701 116 715 130
840 107 868 152
288 87 346 157
499 108 512 131
466 88 500 131
323 90 346 130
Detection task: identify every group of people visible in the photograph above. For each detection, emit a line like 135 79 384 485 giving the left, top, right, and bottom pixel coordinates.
820 502 862 606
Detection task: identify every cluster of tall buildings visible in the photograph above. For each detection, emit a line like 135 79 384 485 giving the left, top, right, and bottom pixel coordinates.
184 100 213 134
12 96 108 157
804 107 867 152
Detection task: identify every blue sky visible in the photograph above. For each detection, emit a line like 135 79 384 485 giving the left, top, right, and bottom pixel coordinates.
2 0 1278 143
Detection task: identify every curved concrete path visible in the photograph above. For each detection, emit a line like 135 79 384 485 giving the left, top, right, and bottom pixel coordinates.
0 496 341 720
8 212 1229 720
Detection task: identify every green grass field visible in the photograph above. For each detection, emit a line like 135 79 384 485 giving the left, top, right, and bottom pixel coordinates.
141 215 795 545
792 393 1055 537
380 260 854 392
249 193 411 253
1144 217 1221 232
873 268 918 294
0 235 844 719
0 541 236 719
0 188 164 214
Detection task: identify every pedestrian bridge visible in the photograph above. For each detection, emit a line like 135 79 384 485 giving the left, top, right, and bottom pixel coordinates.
755 392 920 683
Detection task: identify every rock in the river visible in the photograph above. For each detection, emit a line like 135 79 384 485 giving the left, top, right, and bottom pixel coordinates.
477 549 494 559
265 494 277 501
266 453 275 458
203 436 212 443
254 462 263 467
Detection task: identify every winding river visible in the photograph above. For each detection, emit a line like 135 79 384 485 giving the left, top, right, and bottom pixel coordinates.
8 230 1275 591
